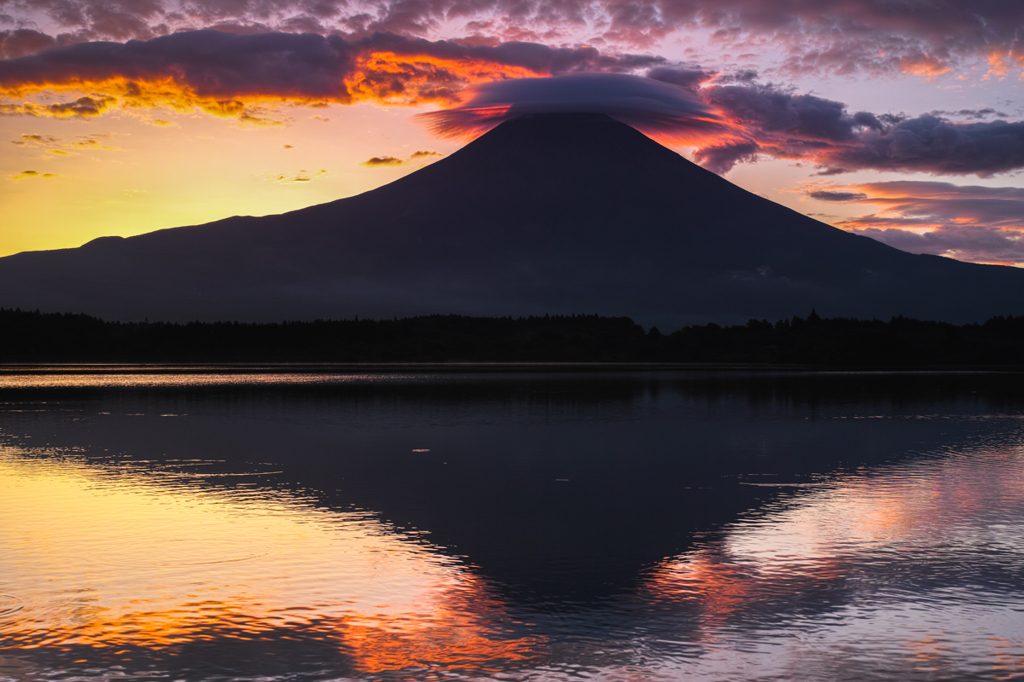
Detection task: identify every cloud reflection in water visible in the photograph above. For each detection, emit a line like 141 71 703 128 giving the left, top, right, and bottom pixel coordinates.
638 443 1024 679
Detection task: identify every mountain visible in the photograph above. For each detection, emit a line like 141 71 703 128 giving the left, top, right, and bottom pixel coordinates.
2 112 1023 327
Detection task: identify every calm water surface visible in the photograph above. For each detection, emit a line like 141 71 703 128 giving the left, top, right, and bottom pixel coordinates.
1 369 1023 680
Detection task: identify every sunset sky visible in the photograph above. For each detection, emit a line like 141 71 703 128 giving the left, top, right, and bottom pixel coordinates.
1 1 1023 264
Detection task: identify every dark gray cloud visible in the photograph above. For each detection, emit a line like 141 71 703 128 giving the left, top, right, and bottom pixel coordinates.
930 108 1008 121
807 190 868 202
704 84 861 143
0 28 56 58
684 83 1024 177
813 167 850 176
827 117 1024 177
0 30 356 100
418 72 739 142
645 66 715 91
713 69 758 85
692 141 758 175
0 29 665 115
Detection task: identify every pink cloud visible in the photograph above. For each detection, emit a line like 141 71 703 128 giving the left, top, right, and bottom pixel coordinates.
807 181 1024 265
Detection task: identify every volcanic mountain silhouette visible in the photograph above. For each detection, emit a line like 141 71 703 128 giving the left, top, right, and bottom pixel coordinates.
3 112 1023 326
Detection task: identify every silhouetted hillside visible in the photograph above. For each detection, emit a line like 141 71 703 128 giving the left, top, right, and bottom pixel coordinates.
2 113 1024 327
4 308 1024 366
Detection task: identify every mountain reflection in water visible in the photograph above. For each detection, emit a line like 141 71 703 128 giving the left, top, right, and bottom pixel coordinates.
1 369 1023 680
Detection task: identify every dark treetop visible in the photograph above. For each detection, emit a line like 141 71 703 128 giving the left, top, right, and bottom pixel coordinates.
4 308 1024 366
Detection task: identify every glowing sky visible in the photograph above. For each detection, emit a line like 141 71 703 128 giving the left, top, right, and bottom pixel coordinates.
1 1 1023 263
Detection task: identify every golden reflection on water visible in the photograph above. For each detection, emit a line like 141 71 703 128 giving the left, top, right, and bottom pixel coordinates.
0 450 541 675
0 372 400 390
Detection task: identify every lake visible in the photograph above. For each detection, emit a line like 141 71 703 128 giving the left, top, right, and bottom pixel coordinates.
1 368 1023 681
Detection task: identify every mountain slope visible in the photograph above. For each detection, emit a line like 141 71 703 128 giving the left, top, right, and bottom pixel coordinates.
1 112 1022 326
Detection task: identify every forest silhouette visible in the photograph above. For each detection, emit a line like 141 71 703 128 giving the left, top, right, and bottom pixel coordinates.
4 307 1024 366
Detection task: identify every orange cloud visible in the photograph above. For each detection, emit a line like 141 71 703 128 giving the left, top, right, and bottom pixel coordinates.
10 132 118 154
360 150 445 167
0 59 539 122
0 95 117 117
345 51 543 107
0 31 637 123
898 53 951 81
361 155 404 167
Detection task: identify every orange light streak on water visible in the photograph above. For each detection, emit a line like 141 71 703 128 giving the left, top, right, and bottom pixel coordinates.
0 451 541 675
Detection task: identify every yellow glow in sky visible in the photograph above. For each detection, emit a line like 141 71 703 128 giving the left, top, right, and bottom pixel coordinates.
0 103 457 257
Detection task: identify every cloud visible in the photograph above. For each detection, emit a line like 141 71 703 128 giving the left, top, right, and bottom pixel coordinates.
5 0 1024 77
18 133 58 145
853 224 1024 266
679 82 1024 176
8 169 57 179
410 73 1024 177
0 29 664 122
3 28 1021 178
362 149 444 166
692 141 759 174
0 29 57 59
823 117 1024 177
10 132 117 152
704 84 860 143
361 155 404 167
0 95 118 117
645 66 715 91
929 108 1008 121
806 190 868 202
803 181 1024 265
265 168 329 183
417 72 741 144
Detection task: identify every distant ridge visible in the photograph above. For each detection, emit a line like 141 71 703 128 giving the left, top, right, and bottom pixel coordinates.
2 113 1023 327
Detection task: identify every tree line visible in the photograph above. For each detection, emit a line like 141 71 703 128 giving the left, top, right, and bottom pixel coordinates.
3 307 1024 365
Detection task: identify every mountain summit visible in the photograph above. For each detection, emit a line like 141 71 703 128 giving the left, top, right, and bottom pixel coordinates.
2 113 1022 326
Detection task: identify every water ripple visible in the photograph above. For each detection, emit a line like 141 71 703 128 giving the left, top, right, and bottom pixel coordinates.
0 595 24 618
